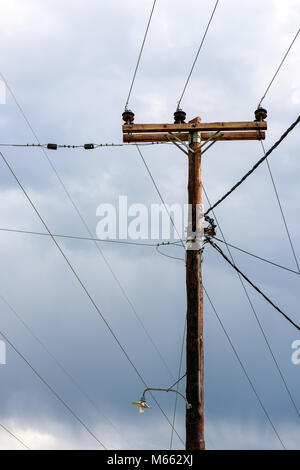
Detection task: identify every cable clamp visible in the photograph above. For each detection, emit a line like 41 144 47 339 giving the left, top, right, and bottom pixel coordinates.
204 215 217 239
188 132 201 145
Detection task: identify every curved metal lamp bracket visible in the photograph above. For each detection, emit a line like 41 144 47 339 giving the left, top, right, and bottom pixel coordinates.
141 387 192 409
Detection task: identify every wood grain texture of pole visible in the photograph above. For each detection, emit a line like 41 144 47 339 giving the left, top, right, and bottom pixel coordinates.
186 117 205 450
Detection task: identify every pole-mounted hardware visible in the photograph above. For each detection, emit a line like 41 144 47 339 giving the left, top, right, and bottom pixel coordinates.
166 132 191 156
255 106 267 122
166 130 222 157
122 109 135 125
122 118 267 144
132 387 192 414
174 108 186 124
204 215 217 239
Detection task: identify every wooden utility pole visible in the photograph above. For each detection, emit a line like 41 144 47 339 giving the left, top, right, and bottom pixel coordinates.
122 108 267 450
185 116 204 449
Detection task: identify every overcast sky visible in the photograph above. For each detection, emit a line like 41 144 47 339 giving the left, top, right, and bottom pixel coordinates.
0 0 299 450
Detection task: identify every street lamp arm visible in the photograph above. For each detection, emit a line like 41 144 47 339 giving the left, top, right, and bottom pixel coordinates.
141 387 192 409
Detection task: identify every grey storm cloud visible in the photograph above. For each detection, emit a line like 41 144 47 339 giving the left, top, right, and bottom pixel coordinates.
0 0 299 450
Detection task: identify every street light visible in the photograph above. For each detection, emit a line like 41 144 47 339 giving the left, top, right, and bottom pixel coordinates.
132 387 191 414
131 399 151 414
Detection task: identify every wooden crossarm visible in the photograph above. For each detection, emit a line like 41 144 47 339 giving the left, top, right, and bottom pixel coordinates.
123 131 265 143
123 121 267 133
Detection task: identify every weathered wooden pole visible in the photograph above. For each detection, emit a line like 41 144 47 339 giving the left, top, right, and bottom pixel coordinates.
185 117 204 450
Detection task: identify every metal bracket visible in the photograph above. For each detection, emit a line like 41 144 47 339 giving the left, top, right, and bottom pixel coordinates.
204 215 217 239
166 130 223 156
201 130 221 148
200 131 223 155
188 132 201 145
201 139 218 155
166 132 192 156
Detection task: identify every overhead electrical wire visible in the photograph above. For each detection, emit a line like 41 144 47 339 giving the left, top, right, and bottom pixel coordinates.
0 141 172 149
1 15 298 449
156 244 185 262
205 115 300 216
0 294 122 446
208 239 300 333
166 127 290 434
170 319 186 450
135 144 189 447
177 0 220 108
0 328 108 449
166 373 187 393
136 145 186 249
130 148 194 447
203 185 300 419
203 285 286 450
199 19 300 420
2 64 185 397
0 150 184 446
258 28 300 108
213 236 300 276
0 226 178 248
0 72 176 390
136 140 297 443
260 140 300 273
124 0 157 110
135 122 300 433
0 422 31 450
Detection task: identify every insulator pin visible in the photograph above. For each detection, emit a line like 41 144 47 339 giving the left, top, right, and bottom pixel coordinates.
174 108 186 124
122 109 135 125
254 107 267 122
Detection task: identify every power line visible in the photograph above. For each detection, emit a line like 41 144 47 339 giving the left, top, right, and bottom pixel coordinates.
203 285 286 450
203 186 300 419
124 0 157 110
0 422 31 450
0 328 108 449
0 294 122 447
0 232 180 383
1 73 176 390
213 236 300 276
167 373 187 392
0 226 172 248
135 144 188 447
136 145 186 249
170 319 186 450
135 143 190 444
177 0 220 108
0 150 184 446
258 28 300 107
156 244 185 262
208 239 300 332
0 142 172 149
260 140 300 273
205 115 300 216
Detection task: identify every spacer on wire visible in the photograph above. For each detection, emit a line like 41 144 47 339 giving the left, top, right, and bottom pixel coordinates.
47 143 57 150
122 109 135 125
84 143 95 150
254 106 267 122
174 108 186 124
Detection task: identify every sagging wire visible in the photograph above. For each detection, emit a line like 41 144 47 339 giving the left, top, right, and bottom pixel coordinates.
207 238 300 332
